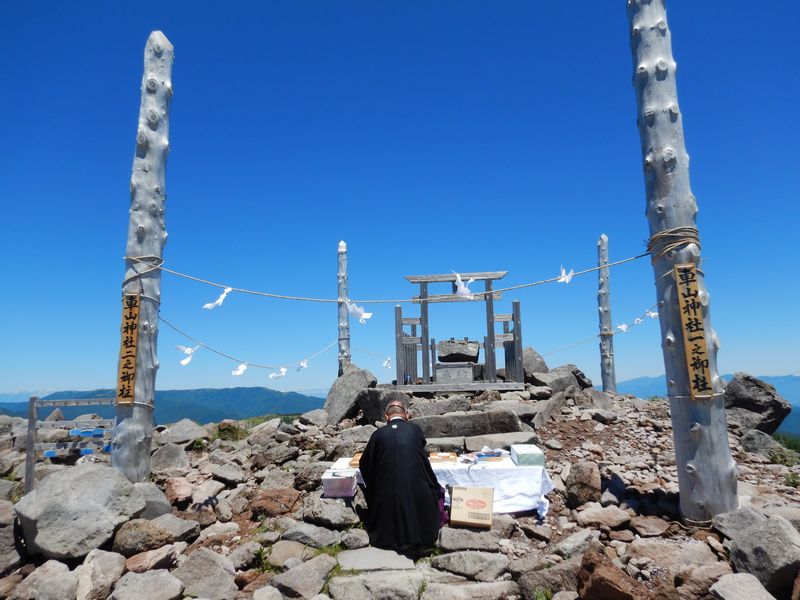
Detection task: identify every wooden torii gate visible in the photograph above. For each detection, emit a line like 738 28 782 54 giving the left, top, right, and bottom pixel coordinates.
394 271 524 393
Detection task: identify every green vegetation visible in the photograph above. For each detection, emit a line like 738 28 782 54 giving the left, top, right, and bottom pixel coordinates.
774 432 800 453
243 413 301 426
253 547 274 573
316 543 344 558
769 446 799 467
217 422 248 441
532 590 553 600
785 472 800 488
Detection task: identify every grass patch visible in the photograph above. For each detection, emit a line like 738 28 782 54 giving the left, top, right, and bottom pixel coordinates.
253 547 274 573
243 413 301 426
532 590 553 600
785 472 800 488
774 432 800 453
316 543 344 558
769 446 799 467
217 423 248 441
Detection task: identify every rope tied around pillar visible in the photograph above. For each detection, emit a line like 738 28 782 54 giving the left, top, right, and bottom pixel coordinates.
647 226 700 264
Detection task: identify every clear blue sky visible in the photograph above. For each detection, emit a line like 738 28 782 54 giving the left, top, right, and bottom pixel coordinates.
1 2 798 395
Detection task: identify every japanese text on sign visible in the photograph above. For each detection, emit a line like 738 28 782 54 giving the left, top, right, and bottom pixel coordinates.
674 264 713 399
116 294 140 405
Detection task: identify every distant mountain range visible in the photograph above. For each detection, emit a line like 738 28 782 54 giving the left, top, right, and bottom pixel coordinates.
0 387 325 425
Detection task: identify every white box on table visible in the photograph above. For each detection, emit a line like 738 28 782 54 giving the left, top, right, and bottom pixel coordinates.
321 469 357 497
510 444 545 466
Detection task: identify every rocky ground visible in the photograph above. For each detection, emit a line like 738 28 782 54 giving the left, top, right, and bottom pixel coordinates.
0 353 798 600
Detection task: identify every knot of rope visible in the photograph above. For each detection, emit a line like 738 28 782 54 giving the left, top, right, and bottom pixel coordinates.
647 226 700 264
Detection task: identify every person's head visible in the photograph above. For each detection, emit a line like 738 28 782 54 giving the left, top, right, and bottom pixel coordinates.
384 399 408 422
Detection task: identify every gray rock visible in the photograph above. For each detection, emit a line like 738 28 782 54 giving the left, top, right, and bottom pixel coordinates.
740 429 794 463
575 504 630 528
565 461 601 508
338 425 377 444
552 594 580 600
253 587 284 600
0 479 16 501
724 373 791 434
228 541 262 571
590 408 618 424
340 528 369 549
712 507 768 540
149 513 200 542
528 369 578 394
586 388 613 410
760 505 800 531
299 409 329 428
438 339 480 363
8 559 78 600
110 569 184 600
172 547 237 600
729 515 800 593
0 501 20 575
431 550 509 582
133 482 172 519
532 393 568 429
337 547 415 571
125 543 185 573
113 519 175 556
247 418 282 447
709 573 776 600
258 467 297 489
294 462 334 492
14 463 146 559
421 581 520 600
283 521 341 548
523 347 549 378
357 388 412 424
464 431 539 451
553 528 600 558
438 527 502 552
412 409 523 438
151 442 189 474
302 491 360 528
76 549 126 600
271 554 337 599
425 437 466 452
518 556 582 598
267 540 316 568
328 570 424 600
210 463 245 486
160 418 209 445
324 364 377 425
626 537 718 578
197 521 239 542
252 444 300 469
409 396 471 419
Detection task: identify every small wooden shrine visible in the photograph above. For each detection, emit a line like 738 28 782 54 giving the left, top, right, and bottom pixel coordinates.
394 271 524 392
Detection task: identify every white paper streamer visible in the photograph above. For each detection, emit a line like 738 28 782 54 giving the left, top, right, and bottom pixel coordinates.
297 359 308 371
382 357 392 369
453 272 475 300
634 317 643 325
557 266 574 284
203 287 233 310
232 363 247 376
269 367 287 379
176 345 200 366
616 323 629 333
646 310 659 319
346 301 373 324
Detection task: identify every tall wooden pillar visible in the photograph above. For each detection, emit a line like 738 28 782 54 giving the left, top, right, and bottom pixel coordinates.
420 283 430 383
597 234 617 392
484 280 496 382
337 241 351 376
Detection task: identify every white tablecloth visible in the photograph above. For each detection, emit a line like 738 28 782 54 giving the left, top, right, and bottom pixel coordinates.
330 456 553 516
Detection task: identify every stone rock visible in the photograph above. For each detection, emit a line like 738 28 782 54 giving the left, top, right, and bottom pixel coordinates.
258 468 298 490
192 479 226 505
337 425 377 444
464 431 539 452
299 409 329 428
75 549 126 600
251 487 302 518
675 562 732 600
519 556 582 598
267 540 316 568
431 550 509 582
576 504 631 528
252 444 300 469
161 418 209 445
324 364 377 425
283 521 341 548
552 594 580 600
438 527 502 552
528 386 553 400
528 369 578 394
14 463 146 559
133 482 172 519
412 409 523 438
8 559 77 600
0 501 21 575
149 513 200 542
302 491 360 528
253 587 284 600
172 547 238 600
0 574 23 598
228 541 262 571
712 507 767 540
0 479 16 501
724 373 791 434
328 570 424 600
165 477 192 505
437 339 481 363
357 388 412 424
426 437 466 452
729 515 800 593
294 462 334 492
532 392 568 428
151 443 189 473
554 529 600 559
210 463 245 486
197 521 239 542
271 554 337 599
577 547 646 600
113 518 175 556
567 366 593 390
110 569 184 600
409 396 472 419
709 573 776 600
125 543 184 573
630 515 671 537
247 418 282 447
760 505 800 531
590 409 618 424
586 388 613 410
337 547 416 571
340 528 369 549
626 538 717 579
421 581 520 600
565 461 601 508
523 347 549 378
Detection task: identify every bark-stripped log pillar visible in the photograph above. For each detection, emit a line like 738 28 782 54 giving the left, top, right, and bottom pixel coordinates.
627 0 736 522
113 32 174 482
337 240 351 376
597 234 616 393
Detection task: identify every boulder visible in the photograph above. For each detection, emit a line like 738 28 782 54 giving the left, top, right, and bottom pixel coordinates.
126 543 185 573
294 461 334 492
252 444 300 469
412 409 523 438
577 547 646 600
464 431 539 452
409 396 471 418
8 559 77 600
247 418 281 447
228 541 262 571
172 547 238 600
267 540 316 568
0 501 20 575
113 519 175 556
14 463 146 559
337 547 416 571
675 562 732 600
299 409 329 428
271 554 337 599
523 347 549 378
302 491 360 528
565 461 601 508
328 570 424 600
133 482 172 519
630 515 670 537
729 515 800 593
357 388 412 424
324 364 377 425
724 373 791 434
150 443 189 474
160 418 209 445
431 550 509 582
421 581 520 600
553 529 600 559
282 522 341 548
164 477 192 505
75 549 126 600
110 569 184 600
740 429 795 463
519 556 582 598
437 339 480 363
250 487 302 518
709 573 776 600
575 503 630 528
340 528 369 549
711 507 767 540
532 393 568 429
625 538 717 579
528 369 578 394
438 527 502 552
210 463 245 486
148 513 200 542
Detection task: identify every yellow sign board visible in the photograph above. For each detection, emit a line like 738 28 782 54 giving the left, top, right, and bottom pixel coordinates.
116 293 141 405
674 264 713 399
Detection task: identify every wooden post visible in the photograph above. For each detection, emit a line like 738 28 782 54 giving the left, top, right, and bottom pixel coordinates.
484 280 496 382
420 283 431 383
394 305 405 385
627 0 736 522
337 240 351 376
430 338 437 382
512 300 524 383
597 234 617 392
112 31 174 483
24 397 38 493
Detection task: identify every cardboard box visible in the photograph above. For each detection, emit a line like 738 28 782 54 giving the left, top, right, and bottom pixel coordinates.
321 469 357 498
429 452 458 463
510 444 545 466
449 486 494 528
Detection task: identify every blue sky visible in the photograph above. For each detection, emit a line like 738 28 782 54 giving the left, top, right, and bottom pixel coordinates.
1 2 798 395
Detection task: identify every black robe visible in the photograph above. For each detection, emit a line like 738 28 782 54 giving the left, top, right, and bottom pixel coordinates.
359 419 441 552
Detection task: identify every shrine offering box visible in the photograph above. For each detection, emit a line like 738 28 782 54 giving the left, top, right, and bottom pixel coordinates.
510 444 545 466
321 469 357 498
429 452 458 463
449 486 494 528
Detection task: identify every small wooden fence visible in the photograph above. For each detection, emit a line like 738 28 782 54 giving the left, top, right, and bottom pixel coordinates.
24 397 115 492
